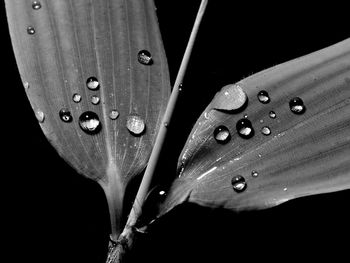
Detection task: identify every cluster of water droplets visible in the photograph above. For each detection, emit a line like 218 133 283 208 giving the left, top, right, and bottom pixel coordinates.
210 88 307 194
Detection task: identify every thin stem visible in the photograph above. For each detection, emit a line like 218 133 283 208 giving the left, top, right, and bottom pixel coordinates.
124 0 209 230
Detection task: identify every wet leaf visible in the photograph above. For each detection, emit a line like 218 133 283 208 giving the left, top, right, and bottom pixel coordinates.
160 38 350 216
5 0 170 234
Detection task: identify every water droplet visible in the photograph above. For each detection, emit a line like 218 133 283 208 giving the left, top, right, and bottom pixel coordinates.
236 118 254 139
243 114 248 118
269 111 276 119
261 126 271 136
59 108 73 123
251 170 259 178
126 114 146 135
289 97 306 114
72 93 82 103
35 110 44 123
32 1 41 10
79 111 101 135
23 81 29 90
27 26 35 35
214 125 231 144
86 77 99 90
257 90 270 104
212 84 247 111
164 122 169 127
231 175 247 193
109 110 119 120
283 187 288 191
178 162 185 178
159 190 166 196
137 50 153 65
91 95 100 105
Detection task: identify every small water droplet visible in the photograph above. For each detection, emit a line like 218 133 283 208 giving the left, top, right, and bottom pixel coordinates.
72 93 82 103
269 111 276 119
23 81 29 90
35 110 45 123
138 50 153 65
178 83 183 91
27 26 35 35
251 170 259 178
91 95 100 105
86 77 99 90
109 110 119 120
32 1 41 10
59 108 73 123
127 114 146 135
259 119 264 123
257 90 270 104
164 122 169 127
243 114 248 118
79 111 101 135
283 187 288 191
289 97 306 114
261 126 271 136
236 118 254 139
231 175 247 193
159 190 166 196
214 125 231 144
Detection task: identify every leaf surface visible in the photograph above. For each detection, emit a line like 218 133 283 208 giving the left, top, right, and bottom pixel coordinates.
159 39 350 216
5 0 170 233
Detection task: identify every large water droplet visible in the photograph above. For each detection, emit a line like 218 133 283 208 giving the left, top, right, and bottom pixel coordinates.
261 126 271 136
91 95 100 105
289 97 306 114
231 175 247 193
79 111 101 135
213 125 231 144
269 111 276 119
251 170 259 178
35 110 45 123
27 26 35 35
59 108 73 123
212 84 247 111
257 90 270 104
32 1 42 10
236 118 254 139
138 50 153 65
86 77 100 90
72 93 82 103
127 114 145 135
109 110 119 120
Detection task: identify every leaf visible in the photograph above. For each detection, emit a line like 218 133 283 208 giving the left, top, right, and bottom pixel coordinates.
5 0 170 235
159 38 350 217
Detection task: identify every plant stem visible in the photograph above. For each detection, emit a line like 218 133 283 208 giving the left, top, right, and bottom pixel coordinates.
106 0 209 261
125 0 209 230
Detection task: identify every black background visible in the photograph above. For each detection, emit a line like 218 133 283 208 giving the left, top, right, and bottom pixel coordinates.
2 1 350 262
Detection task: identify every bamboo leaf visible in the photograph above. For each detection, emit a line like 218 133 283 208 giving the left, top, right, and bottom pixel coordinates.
5 0 170 236
159 39 350 216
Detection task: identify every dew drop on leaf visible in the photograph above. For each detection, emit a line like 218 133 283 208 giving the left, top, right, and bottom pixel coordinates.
232 175 247 193
236 118 254 139
109 110 119 120
257 90 270 104
138 50 153 65
86 77 100 90
27 26 35 35
126 114 145 135
32 1 42 10
59 108 73 123
91 95 100 105
261 126 271 136
269 111 276 119
35 110 45 123
213 125 231 144
72 93 82 103
289 97 306 114
212 84 247 111
251 170 259 178
79 111 101 135
23 81 29 90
